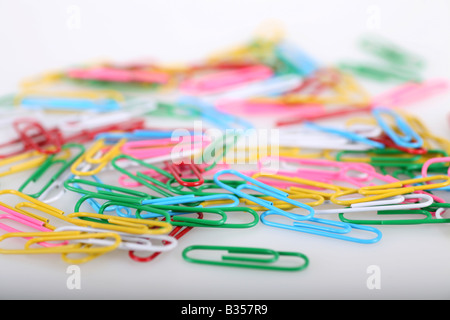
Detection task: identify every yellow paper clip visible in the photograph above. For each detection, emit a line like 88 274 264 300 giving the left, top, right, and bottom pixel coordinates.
0 150 48 178
14 89 125 106
329 188 413 206
0 190 172 235
358 175 450 195
66 212 173 235
71 138 127 176
330 175 450 206
0 230 121 264
251 172 352 199
242 191 325 211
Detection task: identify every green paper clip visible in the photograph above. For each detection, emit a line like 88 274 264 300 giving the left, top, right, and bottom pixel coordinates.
182 245 309 271
18 143 85 199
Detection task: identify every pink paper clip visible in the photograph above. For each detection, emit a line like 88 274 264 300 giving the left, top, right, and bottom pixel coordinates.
67 67 170 84
421 157 450 178
371 79 450 108
0 204 61 247
216 99 325 118
257 156 378 188
121 135 210 160
180 64 274 94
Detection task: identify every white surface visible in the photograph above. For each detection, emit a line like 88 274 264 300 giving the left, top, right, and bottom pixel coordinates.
1 0 450 300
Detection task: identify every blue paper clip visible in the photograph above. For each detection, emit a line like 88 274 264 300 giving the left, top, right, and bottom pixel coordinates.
95 129 199 142
275 41 318 76
141 194 240 207
20 97 120 112
304 121 385 149
260 210 382 244
136 194 240 219
372 107 423 148
213 169 315 220
177 96 254 131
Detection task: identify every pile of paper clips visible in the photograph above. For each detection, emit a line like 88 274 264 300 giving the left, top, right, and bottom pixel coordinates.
0 28 450 271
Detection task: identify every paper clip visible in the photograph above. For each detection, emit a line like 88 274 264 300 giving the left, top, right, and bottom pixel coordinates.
128 212 202 263
421 157 450 178
251 172 352 199
66 212 173 235
18 143 85 199
339 209 450 225
0 230 121 260
15 89 125 112
0 150 48 177
210 74 303 103
67 67 170 84
121 135 209 160
0 204 56 245
274 41 318 76
213 169 315 220
71 138 127 176
13 118 63 155
55 225 178 252
20 97 121 113
358 175 450 195
64 177 150 215
180 64 274 95
0 189 171 235
370 79 449 108
372 107 423 149
260 211 382 244
359 34 424 69
164 161 204 187
182 245 309 271
111 154 179 197
303 121 385 149
316 193 432 215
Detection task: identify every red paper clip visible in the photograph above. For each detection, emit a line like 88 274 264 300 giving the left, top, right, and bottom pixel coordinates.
370 133 428 155
12 119 63 155
165 161 205 187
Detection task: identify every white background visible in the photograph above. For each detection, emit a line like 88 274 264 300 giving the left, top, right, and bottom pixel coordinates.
0 0 450 300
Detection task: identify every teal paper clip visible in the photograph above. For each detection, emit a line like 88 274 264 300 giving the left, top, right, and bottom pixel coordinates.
275 41 318 76
20 97 120 112
261 211 382 244
304 121 385 149
373 107 423 149
213 169 315 221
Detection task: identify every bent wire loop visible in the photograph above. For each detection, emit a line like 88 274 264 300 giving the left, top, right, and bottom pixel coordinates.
182 245 309 271
260 210 382 244
213 169 315 220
